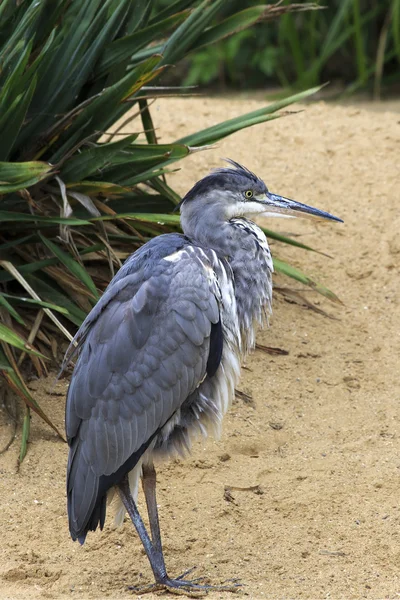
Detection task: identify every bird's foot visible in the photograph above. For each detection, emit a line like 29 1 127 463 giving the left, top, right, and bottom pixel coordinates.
129 569 241 597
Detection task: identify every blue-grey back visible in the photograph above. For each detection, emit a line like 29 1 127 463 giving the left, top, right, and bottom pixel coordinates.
65 233 225 540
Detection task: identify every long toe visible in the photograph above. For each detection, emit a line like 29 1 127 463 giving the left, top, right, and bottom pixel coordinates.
128 573 242 597
128 580 207 598
176 566 199 581
127 577 206 597
158 575 242 597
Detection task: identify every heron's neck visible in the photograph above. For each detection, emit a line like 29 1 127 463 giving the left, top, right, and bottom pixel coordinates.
183 214 273 339
183 212 270 265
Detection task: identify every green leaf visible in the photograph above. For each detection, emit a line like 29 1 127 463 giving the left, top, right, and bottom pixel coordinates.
93 212 181 225
0 211 90 225
0 293 25 325
21 0 132 144
95 165 176 186
123 0 152 33
0 161 53 193
192 6 269 50
26 275 86 326
96 11 189 79
0 322 47 358
38 233 99 300
16 30 56 98
150 178 181 206
0 39 32 108
260 227 329 256
103 192 174 214
66 181 131 195
50 54 164 162
60 134 139 183
92 143 191 183
121 142 192 163
149 0 195 23
0 2 42 69
0 74 37 161
160 0 225 66
20 405 30 463
139 98 158 146
1 293 69 314
393 0 400 63
297 3 380 86
273 257 342 304
0 347 64 444
0 259 59 283
176 86 321 146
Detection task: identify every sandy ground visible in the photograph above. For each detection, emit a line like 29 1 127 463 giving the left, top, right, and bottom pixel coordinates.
1 96 399 600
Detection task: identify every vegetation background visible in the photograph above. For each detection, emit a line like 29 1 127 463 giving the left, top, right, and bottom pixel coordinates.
158 0 400 98
0 0 398 460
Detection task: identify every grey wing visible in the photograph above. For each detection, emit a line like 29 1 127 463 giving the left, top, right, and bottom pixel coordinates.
66 244 222 540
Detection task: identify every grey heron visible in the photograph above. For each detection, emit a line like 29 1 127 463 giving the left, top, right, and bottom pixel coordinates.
65 160 342 594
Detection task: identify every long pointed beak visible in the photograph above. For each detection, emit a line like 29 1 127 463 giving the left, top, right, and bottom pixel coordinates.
259 192 343 223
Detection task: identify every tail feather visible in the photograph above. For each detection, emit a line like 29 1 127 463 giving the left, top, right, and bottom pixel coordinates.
67 437 102 542
67 422 163 543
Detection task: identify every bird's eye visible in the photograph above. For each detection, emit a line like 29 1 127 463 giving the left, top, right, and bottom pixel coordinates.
245 190 253 199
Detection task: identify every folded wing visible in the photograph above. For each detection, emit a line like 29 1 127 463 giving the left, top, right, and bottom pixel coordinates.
66 236 222 541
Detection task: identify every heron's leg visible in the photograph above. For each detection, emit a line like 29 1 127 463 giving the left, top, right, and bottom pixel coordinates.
119 474 241 596
118 475 167 583
141 463 164 561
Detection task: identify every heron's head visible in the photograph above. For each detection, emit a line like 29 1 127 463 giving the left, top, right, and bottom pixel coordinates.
178 159 342 224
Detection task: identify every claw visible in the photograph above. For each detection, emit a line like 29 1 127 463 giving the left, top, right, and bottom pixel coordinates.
128 573 242 597
128 581 206 597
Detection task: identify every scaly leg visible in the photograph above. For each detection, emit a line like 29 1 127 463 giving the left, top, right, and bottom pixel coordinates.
118 474 167 583
118 472 241 597
141 463 165 561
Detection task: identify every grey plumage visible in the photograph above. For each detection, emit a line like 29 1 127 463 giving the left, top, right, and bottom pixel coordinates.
66 238 223 538
65 159 341 592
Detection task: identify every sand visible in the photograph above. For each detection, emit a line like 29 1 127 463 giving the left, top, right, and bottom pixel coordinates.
1 96 399 600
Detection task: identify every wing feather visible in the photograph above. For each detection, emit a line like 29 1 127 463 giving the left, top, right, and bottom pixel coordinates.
66 238 225 541
175 313 209 346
